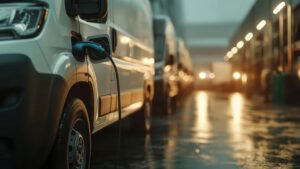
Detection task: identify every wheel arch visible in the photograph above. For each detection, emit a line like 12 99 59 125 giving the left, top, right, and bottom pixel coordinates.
66 81 95 129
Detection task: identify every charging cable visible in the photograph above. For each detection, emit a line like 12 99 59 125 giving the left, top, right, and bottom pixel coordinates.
72 41 122 169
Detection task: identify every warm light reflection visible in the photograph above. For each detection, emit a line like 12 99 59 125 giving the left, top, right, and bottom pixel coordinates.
142 58 154 65
241 73 248 84
229 93 253 159
120 36 131 44
230 93 243 126
195 92 211 135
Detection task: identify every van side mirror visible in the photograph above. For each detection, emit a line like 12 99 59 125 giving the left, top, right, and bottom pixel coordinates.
65 0 108 22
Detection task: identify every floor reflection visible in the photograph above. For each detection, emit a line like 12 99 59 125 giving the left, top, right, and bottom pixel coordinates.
91 91 300 169
194 91 212 142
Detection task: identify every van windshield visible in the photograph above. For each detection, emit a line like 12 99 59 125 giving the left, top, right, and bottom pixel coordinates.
154 36 166 62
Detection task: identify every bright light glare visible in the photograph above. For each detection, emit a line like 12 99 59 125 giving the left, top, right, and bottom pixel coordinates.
256 20 266 30
164 65 171 72
198 72 207 80
209 73 215 79
245 32 253 41
142 58 154 65
227 51 233 58
273 2 286 15
236 41 244 49
195 92 211 133
233 72 241 80
120 36 131 44
241 73 248 84
231 47 238 54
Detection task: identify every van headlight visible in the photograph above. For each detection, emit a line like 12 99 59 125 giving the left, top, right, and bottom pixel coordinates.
0 2 48 40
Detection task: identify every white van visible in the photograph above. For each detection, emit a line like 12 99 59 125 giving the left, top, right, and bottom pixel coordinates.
0 0 154 168
177 39 194 92
153 15 178 114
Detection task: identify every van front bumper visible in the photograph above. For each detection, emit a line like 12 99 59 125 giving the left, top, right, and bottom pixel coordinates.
0 54 67 169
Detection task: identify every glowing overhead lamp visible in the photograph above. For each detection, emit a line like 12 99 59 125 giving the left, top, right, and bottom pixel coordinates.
198 72 207 80
245 32 253 41
236 41 244 49
233 72 241 80
209 73 215 79
231 47 238 54
273 1 286 15
256 20 266 30
227 51 233 58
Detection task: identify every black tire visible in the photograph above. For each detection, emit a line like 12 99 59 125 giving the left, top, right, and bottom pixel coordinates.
48 99 91 169
131 98 152 134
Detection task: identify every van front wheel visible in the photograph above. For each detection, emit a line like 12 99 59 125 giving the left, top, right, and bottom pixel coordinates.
49 99 91 169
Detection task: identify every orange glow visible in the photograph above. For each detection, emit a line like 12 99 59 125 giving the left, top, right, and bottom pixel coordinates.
233 72 241 80
198 72 207 80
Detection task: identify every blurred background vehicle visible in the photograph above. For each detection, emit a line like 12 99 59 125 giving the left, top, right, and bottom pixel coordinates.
152 16 179 114
177 39 195 94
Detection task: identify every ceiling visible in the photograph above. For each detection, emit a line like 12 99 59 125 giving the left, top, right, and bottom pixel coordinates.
177 0 256 69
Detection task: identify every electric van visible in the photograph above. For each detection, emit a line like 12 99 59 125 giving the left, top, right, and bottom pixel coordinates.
153 15 178 114
177 39 194 93
0 0 154 168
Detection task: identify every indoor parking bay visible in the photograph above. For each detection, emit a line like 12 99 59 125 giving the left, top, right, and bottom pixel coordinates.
91 91 300 169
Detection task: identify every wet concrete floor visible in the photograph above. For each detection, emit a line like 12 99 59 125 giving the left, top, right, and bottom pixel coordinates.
91 91 300 169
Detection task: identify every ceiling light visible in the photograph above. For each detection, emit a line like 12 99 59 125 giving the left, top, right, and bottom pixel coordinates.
237 41 244 49
231 47 238 54
227 51 233 58
256 20 266 30
273 2 286 15
245 32 253 41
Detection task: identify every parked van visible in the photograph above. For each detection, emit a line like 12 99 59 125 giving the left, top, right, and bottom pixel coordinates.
153 15 178 114
177 39 194 93
0 0 154 168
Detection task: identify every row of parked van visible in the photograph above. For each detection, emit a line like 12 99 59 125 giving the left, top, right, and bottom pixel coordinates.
152 16 194 114
0 0 193 169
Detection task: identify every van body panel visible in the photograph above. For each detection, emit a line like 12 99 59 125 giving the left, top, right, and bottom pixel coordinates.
109 0 154 106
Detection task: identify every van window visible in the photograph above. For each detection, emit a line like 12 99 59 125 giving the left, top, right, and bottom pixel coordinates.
111 0 154 49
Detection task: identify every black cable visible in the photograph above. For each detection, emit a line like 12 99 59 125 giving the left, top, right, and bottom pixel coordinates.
105 53 122 169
